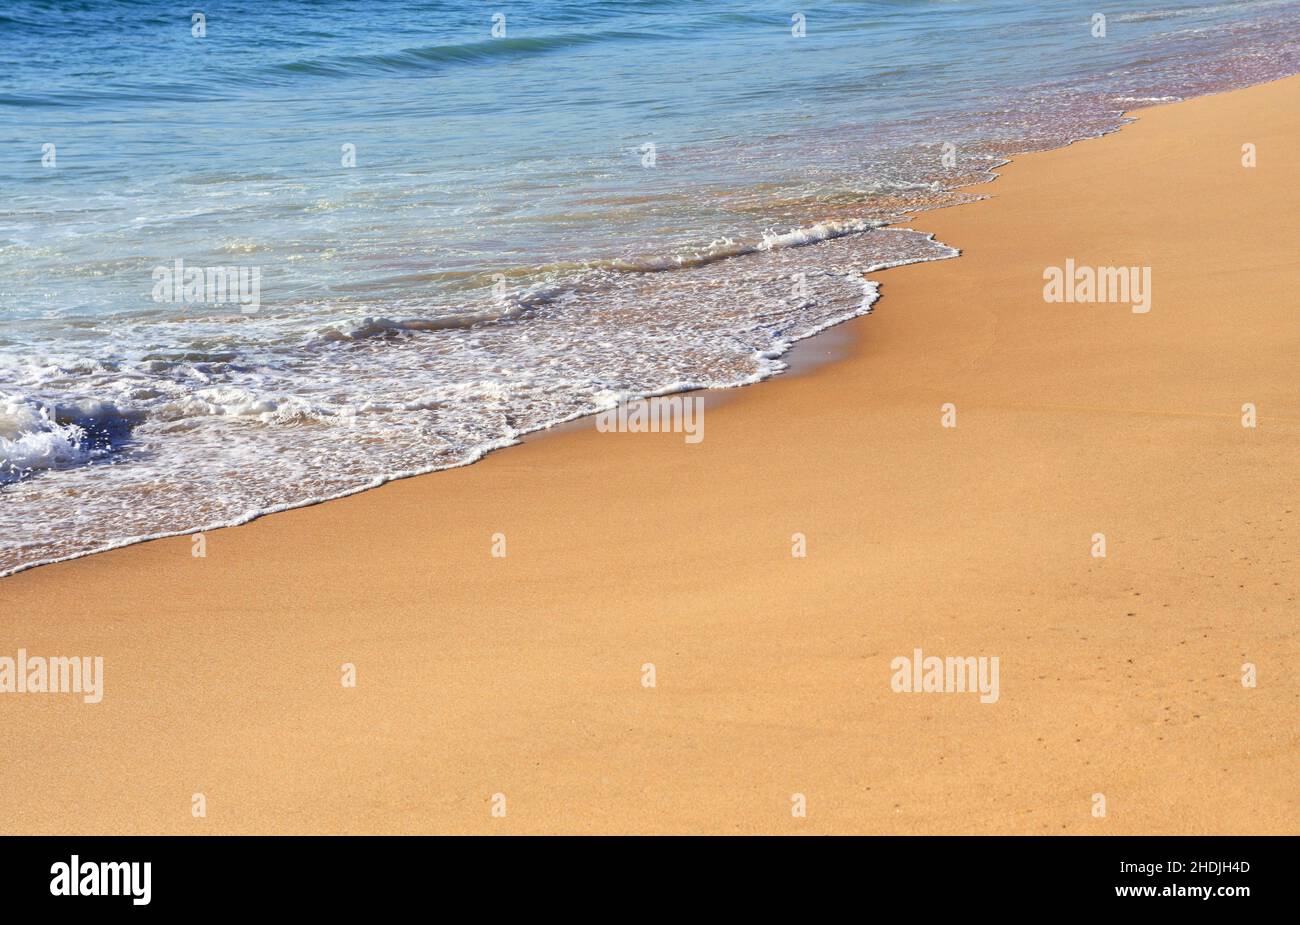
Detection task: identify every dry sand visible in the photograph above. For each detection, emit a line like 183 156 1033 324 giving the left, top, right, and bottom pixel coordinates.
1 77 1296 835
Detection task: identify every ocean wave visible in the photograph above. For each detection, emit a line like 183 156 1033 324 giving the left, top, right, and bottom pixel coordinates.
267 30 662 81
610 220 881 272
312 220 883 341
0 395 137 480
318 310 524 341
314 283 569 342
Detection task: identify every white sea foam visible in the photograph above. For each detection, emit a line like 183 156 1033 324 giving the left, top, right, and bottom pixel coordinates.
0 395 137 480
0 400 91 477
0 222 958 577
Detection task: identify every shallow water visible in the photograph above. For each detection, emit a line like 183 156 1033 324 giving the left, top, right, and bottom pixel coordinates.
1 0 1297 575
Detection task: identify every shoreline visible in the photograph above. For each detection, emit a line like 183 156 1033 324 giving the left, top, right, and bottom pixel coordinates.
1 76 1296 834
0 80 1260 583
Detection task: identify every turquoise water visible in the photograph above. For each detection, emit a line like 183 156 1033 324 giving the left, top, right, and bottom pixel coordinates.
1 0 1297 574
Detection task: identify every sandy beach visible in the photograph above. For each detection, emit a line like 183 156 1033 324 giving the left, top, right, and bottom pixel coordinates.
2 76 1295 835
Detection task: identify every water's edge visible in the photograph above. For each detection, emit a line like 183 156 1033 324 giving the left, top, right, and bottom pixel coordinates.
0 81 1278 581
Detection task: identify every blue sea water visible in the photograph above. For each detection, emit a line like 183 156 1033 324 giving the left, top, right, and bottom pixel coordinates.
1 0 1297 573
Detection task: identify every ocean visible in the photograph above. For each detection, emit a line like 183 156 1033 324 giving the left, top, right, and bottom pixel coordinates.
1 0 1297 575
